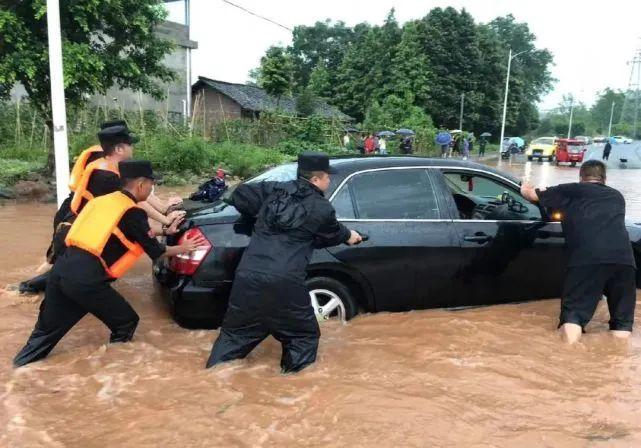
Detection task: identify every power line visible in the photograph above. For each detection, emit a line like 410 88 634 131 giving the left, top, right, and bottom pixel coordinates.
221 0 292 32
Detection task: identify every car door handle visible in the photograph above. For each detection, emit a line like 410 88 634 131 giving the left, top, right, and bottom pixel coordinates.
463 233 493 243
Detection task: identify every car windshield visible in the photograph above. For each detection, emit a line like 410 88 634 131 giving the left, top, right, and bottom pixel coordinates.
533 138 554 145
245 163 298 184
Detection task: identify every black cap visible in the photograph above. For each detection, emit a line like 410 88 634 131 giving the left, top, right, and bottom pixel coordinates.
119 160 155 180
298 151 336 174
97 125 139 145
100 120 127 130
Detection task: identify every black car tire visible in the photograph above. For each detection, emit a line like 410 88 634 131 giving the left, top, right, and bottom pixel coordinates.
527 156 533 161
306 276 359 321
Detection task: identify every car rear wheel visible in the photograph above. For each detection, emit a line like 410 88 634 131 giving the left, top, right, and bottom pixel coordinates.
527 156 533 161
306 276 359 324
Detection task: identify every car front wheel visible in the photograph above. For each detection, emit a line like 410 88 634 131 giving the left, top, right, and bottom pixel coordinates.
306 276 359 324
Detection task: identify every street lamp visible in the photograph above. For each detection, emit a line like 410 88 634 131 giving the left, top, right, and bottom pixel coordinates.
499 49 530 152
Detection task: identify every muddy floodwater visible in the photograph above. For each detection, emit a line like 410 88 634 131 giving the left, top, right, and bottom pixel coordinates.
2 162 641 447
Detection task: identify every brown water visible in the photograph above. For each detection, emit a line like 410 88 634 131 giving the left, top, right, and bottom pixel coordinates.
2 169 641 447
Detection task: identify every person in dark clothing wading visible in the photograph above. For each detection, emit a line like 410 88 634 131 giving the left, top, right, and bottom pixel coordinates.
603 140 612 161
521 160 636 343
206 152 363 373
14 161 204 367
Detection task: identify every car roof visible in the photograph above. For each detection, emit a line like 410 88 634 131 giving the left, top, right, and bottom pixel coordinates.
328 155 520 184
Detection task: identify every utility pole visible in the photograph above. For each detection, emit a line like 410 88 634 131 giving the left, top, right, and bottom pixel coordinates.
567 96 574 139
634 50 641 139
499 49 530 149
459 93 465 131
608 101 616 137
46 0 70 206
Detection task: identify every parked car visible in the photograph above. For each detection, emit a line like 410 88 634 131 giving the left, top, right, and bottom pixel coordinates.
555 139 586 166
526 137 557 162
593 136 608 144
573 136 592 145
613 136 633 144
154 156 641 328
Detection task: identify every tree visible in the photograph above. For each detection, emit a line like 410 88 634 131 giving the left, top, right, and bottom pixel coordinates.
257 46 293 107
0 0 176 172
590 88 625 134
307 62 331 99
389 20 430 106
288 20 362 93
295 87 316 117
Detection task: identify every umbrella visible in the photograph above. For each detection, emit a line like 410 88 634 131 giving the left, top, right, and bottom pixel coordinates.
396 128 415 136
510 137 525 148
450 129 463 134
435 131 452 146
345 127 360 133
377 130 395 137
480 132 492 137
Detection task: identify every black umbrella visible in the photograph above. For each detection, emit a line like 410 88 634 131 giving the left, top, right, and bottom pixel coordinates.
480 132 492 137
345 127 360 133
396 128 415 136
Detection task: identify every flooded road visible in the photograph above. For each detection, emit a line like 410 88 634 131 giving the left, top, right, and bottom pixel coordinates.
2 166 641 447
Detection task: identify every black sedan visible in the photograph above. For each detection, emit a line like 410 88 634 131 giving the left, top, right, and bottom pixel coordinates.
154 156 641 328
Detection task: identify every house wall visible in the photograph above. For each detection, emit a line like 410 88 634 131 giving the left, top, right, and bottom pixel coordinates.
191 88 242 137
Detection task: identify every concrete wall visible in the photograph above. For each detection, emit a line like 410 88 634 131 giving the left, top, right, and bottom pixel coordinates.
191 89 242 137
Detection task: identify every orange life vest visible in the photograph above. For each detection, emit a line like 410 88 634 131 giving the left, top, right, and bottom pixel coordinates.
65 191 145 279
69 145 103 192
70 157 119 215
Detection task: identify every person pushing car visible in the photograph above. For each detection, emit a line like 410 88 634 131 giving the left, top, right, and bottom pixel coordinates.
521 160 636 343
206 152 363 373
14 161 205 367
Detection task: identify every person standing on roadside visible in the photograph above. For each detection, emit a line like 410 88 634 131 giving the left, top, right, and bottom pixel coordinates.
379 136 388 155
521 160 636 344
603 140 612 161
479 137 487 157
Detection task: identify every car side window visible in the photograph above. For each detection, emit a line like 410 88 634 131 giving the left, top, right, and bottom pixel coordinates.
345 169 440 219
332 183 356 219
443 171 542 220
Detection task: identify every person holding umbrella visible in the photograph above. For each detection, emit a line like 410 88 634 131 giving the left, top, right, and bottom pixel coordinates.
377 131 394 155
479 132 491 157
396 129 415 154
435 129 452 158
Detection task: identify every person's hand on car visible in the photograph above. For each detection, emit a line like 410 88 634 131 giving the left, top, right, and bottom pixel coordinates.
346 230 363 246
180 233 207 253
164 217 185 236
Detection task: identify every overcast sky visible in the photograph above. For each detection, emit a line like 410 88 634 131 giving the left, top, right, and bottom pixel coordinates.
166 0 641 111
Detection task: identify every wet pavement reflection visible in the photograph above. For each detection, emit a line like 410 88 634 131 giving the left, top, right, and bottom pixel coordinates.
1 169 641 447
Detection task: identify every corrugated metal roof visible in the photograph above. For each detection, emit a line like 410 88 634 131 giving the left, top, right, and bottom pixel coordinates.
193 77 352 121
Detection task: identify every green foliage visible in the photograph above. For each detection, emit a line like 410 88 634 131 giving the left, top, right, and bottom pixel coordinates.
274 8 554 140
307 62 331 98
0 0 175 113
363 94 437 154
0 0 177 172
258 46 294 105
0 159 42 186
295 88 317 117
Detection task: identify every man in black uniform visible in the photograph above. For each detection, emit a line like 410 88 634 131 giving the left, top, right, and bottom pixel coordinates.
14 161 205 367
206 152 362 373
603 140 612 161
521 160 636 343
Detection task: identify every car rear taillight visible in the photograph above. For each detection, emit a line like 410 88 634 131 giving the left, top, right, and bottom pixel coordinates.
169 227 212 276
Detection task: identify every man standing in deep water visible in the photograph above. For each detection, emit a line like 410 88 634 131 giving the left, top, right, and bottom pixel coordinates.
521 160 636 343
206 152 363 373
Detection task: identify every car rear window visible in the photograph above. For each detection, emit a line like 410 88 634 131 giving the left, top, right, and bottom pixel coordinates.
245 163 298 183
533 138 554 145
343 169 440 219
